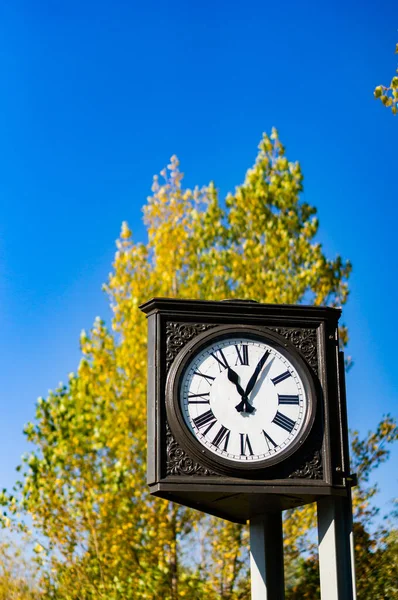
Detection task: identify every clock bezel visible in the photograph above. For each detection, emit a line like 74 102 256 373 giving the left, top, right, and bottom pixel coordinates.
165 324 318 476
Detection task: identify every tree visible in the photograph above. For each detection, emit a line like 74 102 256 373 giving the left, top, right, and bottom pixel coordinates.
374 43 398 114
0 536 40 600
0 129 372 598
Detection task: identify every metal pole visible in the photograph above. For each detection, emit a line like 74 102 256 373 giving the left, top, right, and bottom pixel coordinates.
250 512 285 599
347 489 357 600
317 495 356 600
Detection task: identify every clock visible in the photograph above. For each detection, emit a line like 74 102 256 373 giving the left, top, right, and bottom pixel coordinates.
141 298 351 522
166 325 317 475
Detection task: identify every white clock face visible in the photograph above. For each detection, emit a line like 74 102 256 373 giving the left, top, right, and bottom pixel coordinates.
179 336 308 464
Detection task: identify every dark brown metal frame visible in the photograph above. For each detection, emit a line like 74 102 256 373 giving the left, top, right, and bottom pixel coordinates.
165 324 318 476
140 298 353 523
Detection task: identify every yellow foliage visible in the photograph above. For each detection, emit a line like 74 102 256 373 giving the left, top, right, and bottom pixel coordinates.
2 131 356 598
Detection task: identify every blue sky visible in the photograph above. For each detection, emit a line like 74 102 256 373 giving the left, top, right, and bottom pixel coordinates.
1 1 397 515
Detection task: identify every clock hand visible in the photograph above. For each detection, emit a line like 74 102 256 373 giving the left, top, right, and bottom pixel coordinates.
235 350 271 413
227 367 246 398
245 350 270 397
235 395 255 413
227 368 255 414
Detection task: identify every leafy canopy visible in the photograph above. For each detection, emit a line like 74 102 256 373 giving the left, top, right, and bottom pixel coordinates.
4 129 395 600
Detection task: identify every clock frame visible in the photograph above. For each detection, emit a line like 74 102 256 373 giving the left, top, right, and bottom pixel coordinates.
166 324 318 476
140 298 353 523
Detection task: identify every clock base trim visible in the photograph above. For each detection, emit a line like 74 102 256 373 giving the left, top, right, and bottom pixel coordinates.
149 483 347 523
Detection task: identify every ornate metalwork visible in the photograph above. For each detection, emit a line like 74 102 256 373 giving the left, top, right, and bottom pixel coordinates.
166 322 216 372
166 423 217 476
270 327 318 375
288 450 323 479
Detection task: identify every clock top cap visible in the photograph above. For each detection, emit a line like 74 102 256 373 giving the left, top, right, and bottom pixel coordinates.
139 297 342 325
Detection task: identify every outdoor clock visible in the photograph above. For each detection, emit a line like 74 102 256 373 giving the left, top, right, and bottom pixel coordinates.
140 298 354 523
166 325 317 476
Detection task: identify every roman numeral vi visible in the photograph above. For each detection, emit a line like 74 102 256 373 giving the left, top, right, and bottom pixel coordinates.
240 433 254 456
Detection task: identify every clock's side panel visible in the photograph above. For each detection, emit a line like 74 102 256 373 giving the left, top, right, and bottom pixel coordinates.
336 350 354 486
317 316 350 489
316 320 333 486
146 311 163 486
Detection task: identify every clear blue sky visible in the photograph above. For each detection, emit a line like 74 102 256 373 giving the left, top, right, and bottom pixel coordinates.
1 1 397 514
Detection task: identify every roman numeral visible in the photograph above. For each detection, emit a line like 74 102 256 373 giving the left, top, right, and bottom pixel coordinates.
188 392 210 404
194 370 215 385
271 370 291 385
240 433 254 456
262 430 277 450
210 349 229 372
235 344 249 366
278 394 299 405
212 425 230 451
193 410 217 435
273 411 296 433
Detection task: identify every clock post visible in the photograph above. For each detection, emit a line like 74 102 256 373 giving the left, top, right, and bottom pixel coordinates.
140 298 357 599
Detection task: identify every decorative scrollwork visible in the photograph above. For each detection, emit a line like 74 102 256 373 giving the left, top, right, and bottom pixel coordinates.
166 322 216 372
288 450 323 479
269 327 318 374
166 423 217 476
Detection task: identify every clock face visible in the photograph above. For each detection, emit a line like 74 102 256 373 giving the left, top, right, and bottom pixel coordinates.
178 335 310 466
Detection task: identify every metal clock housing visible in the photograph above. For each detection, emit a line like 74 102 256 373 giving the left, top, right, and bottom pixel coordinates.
166 324 317 476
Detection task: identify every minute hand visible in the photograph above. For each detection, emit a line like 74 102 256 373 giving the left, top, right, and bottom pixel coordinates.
245 350 270 397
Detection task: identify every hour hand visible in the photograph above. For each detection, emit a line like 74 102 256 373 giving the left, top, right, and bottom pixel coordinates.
227 368 255 414
227 367 246 398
